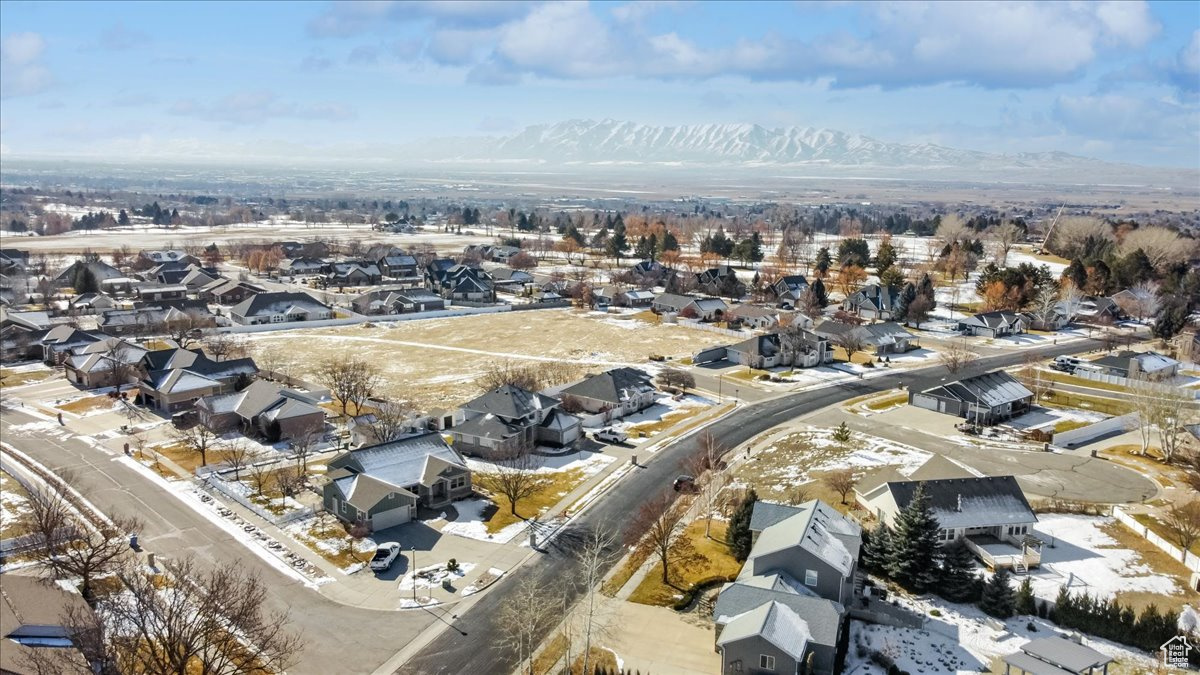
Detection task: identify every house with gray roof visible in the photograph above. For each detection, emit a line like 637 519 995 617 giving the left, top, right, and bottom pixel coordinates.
229 291 332 326
451 384 582 458
651 293 728 321
1 574 96 674
909 370 1033 425
196 380 325 442
54 258 123 288
558 367 657 422
842 284 903 321
137 347 259 413
63 337 147 389
426 262 495 302
724 330 832 370
958 311 1027 338
323 432 471 531
813 320 919 355
1002 636 1113 675
199 277 266 305
28 325 103 365
352 288 446 315
726 304 782 330
772 275 810 307
713 499 861 675
1090 349 1179 381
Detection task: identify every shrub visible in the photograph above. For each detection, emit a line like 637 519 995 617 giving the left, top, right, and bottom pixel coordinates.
869 651 895 670
929 609 942 617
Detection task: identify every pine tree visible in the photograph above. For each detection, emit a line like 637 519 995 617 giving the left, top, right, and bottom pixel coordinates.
607 231 628 262
886 482 942 592
938 541 980 603
661 231 679 251
815 247 832 277
1014 576 1036 616
860 524 893 575
832 422 852 443
896 282 918 325
979 567 1016 619
875 239 898 272
73 266 98 294
727 489 758 561
117 209 130 225
811 278 828 308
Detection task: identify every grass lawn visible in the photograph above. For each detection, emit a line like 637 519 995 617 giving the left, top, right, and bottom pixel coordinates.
628 520 742 606
151 442 233 475
0 470 34 539
1131 513 1200 556
626 406 705 437
57 395 119 414
831 346 875 364
1100 445 1188 491
0 367 52 387
602 546 653 597
1102 521 1200 613
864 391 908 412
1043 371 1128 393
1052 419 1089 434
479 468 588 534
319 399 378 419
1040 390 1133 416
287 514 373 570
725 367 770 382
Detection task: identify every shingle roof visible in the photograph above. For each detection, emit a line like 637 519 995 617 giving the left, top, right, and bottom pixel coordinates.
921 371 1033 408
886 476 1037 529
748 501 805 533
230 291 329 318
560 367 655 406
463 384 559 420
748 500 861 576
713 578 843 648
716 601 812 662
329 433 467 509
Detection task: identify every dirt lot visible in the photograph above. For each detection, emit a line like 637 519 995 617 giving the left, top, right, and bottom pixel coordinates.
245 309 725 410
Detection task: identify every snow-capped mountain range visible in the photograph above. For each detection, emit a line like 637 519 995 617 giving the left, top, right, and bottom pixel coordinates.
407 119 1120 171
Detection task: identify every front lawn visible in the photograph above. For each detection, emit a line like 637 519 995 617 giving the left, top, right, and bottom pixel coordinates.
628 520 742 606
284 513 375 571
0 470 34 539
479 467 588 534
150 442 234 475
57 395 119 415
864 391 908 411
0 367 52 387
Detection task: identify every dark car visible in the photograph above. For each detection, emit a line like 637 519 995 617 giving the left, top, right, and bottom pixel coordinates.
673 474 696 492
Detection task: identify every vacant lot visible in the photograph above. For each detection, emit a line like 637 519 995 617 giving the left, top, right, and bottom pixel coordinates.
246 309 725 410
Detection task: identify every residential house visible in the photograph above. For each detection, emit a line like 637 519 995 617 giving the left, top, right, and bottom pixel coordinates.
326 262 382 287
909 370 1034 425
0 248 30 274
464 244 521 263
138 348 259 414
595 286 655 308
841 284 903 321
724 331 833 369
451 384 582 457
1 574 97 675
30 325 103 365
1074 296 1122 325
196 380 325 442
374 251 420 280
1090 350 1180 381
559 367 657 422
958 311 1027 338
138 249 198 266
772 275 810 307
351 288 447 315
278 257 327 277
695 266 746 297
180 266 220 292
133 282 187 303
323 432 472 530
54 258 123 288
713 499 861 675
631 260 666 276
858 458 1041 572
426 263 495 302
651 293 728 321
853 454 979 505
486 266 535 293
63 337 147 389
0 309 51 362
67 292 116 315
200 278 265 305
1002 636 1113 675
813 321 919 356
530 290 563 304
1024 305 1071 331
229 291 333 326
97 307 173 336
727 304 781 330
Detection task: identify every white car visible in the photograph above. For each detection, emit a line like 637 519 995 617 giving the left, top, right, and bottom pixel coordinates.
593 428 628 444
369 542 401 572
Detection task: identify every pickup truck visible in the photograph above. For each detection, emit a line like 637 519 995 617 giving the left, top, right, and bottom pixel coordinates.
369 542 401 572
593 428 629 444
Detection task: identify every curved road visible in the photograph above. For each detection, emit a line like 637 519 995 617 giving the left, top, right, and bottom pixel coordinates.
397 337 1156 675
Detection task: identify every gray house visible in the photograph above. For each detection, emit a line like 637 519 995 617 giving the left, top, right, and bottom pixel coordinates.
651 293 728 321
772 275 809 307
958 311 1027 338
558 367 657 422
229 291 333 325
713 499 861 675
841 284 902 321
813 321 919 356
724 331 832 370
196 380 326 442
323 433 471 531
909 370 1033 425
451 384 582 457
1090 350 1179 381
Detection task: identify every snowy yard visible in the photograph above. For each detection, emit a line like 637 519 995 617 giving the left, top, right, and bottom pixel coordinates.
609 393 714 439
284 513 377 573
732 426 931 502
0 470 33 539
398 561 476 591
847 595 1163 675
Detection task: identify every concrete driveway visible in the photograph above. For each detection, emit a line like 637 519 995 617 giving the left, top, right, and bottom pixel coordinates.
596 597 721 675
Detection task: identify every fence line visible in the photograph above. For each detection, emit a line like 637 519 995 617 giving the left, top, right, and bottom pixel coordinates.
1073 368 1198 399
1112 506 1200 574
200 473 315 527
676 319 753 339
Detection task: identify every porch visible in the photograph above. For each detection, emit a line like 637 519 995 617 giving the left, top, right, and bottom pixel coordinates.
965 532 1043 574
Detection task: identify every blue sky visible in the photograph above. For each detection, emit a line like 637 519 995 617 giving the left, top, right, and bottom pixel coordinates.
1 0 1197 166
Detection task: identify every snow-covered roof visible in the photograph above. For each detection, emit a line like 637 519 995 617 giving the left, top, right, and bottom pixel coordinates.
337 433 465 491
886 476 1037 529
748 500 860 576
716 601 811 662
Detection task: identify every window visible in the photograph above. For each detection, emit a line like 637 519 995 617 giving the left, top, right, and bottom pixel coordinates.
759 655 775 671
804 569 818 587
450 475 467 490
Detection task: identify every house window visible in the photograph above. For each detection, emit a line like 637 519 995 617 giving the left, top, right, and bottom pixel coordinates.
804 569 818 587
759 654 775 671
450 476 467 490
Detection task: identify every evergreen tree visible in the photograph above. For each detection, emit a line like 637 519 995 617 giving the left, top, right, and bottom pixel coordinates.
635 236 653 260
117 209 130 225
887 482 942 592
811 278 828 308
814 247 832 277
73 266 99 295
591 227 609 249
1154 298 1189 340
860 524 893 574
938 541 980 603
917 273 937 310
727 489 758 561
979 567 1016 619
1064 258 1088 290
606 230 628 262
879 266 906 289
875 239 898 272
565 224 585 246
837 238 871 267
661 231 679 252
896 282 918 325
1014 576 1036 616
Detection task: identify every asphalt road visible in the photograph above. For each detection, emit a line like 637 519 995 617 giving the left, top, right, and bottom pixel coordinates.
397 338 1131 675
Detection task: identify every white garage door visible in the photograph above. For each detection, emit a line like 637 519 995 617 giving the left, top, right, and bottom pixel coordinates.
371 504 412 531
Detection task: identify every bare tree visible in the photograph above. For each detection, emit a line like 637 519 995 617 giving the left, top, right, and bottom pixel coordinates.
365 399 418 444
1113 280 1162 322
822 468 857 504
475 361 542 392
224 438 252 482
203 332 247 362
684 432 728 538
1017 354 1055 402
497 574 560 675
274 464 305 500
570 525 619 675
1154 385 1196 464
161 310 209 348
253 344 294 380
25 486 143 604
939 339 976 375
1030 283 1063 330
171 422 219 467
656 367 695 391
96 557 302 675
1130 378 1163 457
836 331 866 364
474 450 549 517
289 424 323 473
247 461 272 497
315 354 382 417
101 338 137 393
989 222 1023 266
1164 501 1200 552
628 491 691 584
1058 281 1085 322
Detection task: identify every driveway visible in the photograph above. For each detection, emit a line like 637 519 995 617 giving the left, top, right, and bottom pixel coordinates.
599 597 721 674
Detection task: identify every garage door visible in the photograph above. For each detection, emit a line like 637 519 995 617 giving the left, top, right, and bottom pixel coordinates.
371 504 412 530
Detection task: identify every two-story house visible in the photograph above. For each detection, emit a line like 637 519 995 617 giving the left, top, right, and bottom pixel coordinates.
841 284 903 321
450 384 582 458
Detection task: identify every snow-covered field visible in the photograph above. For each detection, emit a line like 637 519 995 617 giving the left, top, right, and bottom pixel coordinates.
848 596 1163 674
1027 515 1181 603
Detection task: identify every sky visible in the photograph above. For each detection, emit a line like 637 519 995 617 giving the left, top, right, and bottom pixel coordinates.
0 0 1197 167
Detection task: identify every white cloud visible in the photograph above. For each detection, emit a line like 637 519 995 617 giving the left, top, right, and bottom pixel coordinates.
307 1 535 37
168 90 355 125
1 32 54 97
1054 93 1197 143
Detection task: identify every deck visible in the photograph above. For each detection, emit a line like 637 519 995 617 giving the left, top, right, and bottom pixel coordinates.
965 534 1042 573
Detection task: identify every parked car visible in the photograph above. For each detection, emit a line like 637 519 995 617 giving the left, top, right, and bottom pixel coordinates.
673 474 696 492
593 428 629 444
369 542 402 572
